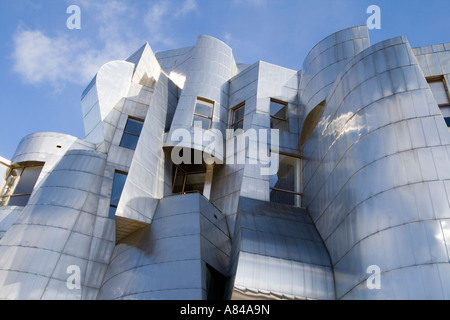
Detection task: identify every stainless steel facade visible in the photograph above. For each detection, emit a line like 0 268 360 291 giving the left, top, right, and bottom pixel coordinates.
0 26 449 300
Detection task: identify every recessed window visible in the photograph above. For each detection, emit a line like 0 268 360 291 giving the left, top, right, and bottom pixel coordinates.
427 77 450 128
270 99 289 131
231 102 245 131
109 170 128 219
0 164 44 207
428 77 450 107
269 153 301 207
172 163 206 195
120 117 144 150
193 97 214 129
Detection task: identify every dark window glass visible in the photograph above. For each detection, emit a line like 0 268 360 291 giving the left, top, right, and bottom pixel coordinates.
13 167 41 195
231 103 245 131
8 195 31 207
270 99 288 131
445 117 450 127
0 164 43 207
109 171 128 219
172 162 206 195
172 166 185 194
120 117 144 150
270 154 301 207
193 98 214 129
184 172 206 193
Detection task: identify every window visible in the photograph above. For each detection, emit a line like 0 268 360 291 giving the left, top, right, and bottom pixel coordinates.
109 170 128 219
270 153 301 207
428 77 450 128
172 163 206 195
0 164 43 207
120 117 144 150
230 102 245 131
270 99 289 131
428 77 450 107
193 97 214 129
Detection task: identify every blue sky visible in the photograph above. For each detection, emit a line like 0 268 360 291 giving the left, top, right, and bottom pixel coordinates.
0 0 449 159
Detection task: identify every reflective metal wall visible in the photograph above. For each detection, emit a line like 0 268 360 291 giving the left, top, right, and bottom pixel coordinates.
302 35 450 299
98 193 231 300
1 27 450 300
226 197 335 300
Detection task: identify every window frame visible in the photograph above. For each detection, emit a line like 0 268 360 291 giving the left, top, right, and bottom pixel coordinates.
193 97 215 130
0 163 44 207
108 170 128 219
269 151 302 207
427 76 450 107
230 102 245 131
172 164 207 195
119 116 145 150
270 98 289 131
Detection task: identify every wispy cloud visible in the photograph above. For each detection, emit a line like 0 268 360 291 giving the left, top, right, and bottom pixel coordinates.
11 0 198 89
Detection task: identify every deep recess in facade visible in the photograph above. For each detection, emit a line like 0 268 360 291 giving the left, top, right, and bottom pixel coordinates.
1 26 450 300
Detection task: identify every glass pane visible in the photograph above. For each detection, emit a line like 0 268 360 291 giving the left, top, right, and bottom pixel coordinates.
193 115 211 129
110 172 127 207
120 133 139 150
1 168 21 196
233 105 245 124
445 117 450 127
270 100 287 119
195 100 213 118
124 118 144 135
429 81 450 105
7 195 31 207
13 166 42 195
270 155 300 192
271 117 289 131
172 167 185 194
184 172 206 194
232 121 243 131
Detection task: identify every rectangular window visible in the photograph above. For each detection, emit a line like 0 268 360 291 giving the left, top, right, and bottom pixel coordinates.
269 153 301 207
193 97 214 129
270 98 289 131
428 77 450 107
172 163 206 195
428 77 450 128
231 102 245 131
0 164 43 207
120 117 144 150
109 170 128 219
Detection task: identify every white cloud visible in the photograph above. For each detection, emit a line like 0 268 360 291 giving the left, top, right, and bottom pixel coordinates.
174 0 198 18
12 27 135 88
11 0 199 88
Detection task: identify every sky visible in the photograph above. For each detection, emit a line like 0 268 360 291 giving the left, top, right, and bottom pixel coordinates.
0 0 449 160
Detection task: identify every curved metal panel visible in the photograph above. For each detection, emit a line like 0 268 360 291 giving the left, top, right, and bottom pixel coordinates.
302 35 450 299
226 197 335 300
